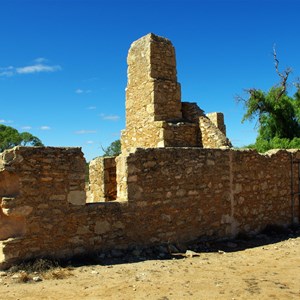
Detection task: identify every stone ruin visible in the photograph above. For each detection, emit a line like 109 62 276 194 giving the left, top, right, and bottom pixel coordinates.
122 33 231 151
89 33 231 202
0 33 299 269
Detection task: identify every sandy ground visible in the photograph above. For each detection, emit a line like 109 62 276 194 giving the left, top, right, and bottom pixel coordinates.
0 231 300 300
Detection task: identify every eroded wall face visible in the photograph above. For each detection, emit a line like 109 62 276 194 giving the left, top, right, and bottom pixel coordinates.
120 148 297 236
231 150 295 232
126 33 181 126
206 112 226 135
89 157 117 202
0 146 86 268
122 33 182 151
1 147 299 269
0 161 25 241
121 33 232 151
199 115 232 148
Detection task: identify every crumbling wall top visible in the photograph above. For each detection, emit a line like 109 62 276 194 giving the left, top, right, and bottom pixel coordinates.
122 33 232 151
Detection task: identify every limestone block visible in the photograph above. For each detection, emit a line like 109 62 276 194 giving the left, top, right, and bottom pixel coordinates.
0 171 20 197
67 190 86 205
206 112 226 135
2 205 33 217
95 220 111 234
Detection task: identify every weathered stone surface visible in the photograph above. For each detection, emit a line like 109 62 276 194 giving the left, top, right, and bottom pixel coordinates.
199 115 232 148
89 156 117 202
121 33 231 152
95 220 111 234
67 191 86 205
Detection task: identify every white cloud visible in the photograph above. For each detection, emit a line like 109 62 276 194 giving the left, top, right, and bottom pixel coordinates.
0 71 13 77
87 106 96 110
0 66 14 77
74 130 97 134
101 114 120 121
75 89 91 94
0 59 61 77
40 126 51 130
86 140 94 144
0 119 13 124
16 64 61 74
21 126 32 130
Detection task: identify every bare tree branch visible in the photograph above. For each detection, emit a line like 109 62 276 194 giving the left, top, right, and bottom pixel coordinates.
273 44 292 100
235 88 257 104
235 93 247 104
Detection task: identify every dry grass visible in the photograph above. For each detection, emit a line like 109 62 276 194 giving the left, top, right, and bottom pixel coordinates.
16 272 32 283
8 258 73 283
42 267 73 280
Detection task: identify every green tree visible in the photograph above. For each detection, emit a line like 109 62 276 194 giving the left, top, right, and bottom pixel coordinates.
238 48 300 152
102 139 121 156
0 124 44 152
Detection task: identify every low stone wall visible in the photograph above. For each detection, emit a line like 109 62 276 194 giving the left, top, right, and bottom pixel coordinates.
1 146 299 269
118 147 299 237
0 147 86 268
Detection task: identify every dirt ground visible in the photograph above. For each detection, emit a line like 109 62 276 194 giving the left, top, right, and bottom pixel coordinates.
0 229 300 300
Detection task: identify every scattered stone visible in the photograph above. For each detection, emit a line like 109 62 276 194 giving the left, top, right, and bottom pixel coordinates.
0 272 7 277
91 270 99 275
11 274 20 280
185 250 200 258
8 266 20 273
33 276 43 282
218 250 225 254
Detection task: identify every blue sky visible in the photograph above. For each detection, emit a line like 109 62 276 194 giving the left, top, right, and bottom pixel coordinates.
1 0 300 161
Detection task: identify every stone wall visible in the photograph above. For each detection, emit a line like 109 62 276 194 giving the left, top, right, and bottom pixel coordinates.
199 115 232 148
122 33 182 151
0 147 300 268
117 148 298 237
206 112 226 135
89 157 117 202
0 146 299 269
